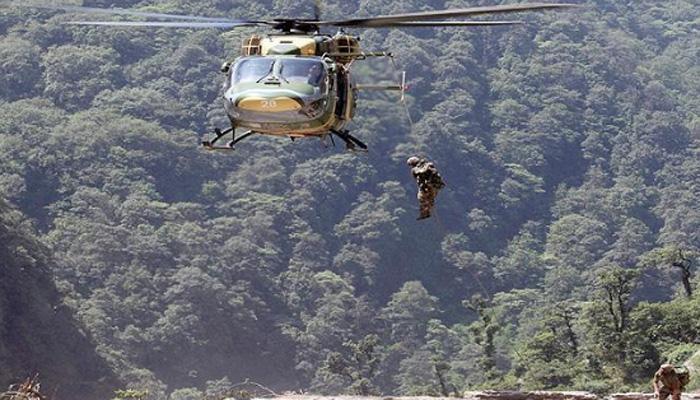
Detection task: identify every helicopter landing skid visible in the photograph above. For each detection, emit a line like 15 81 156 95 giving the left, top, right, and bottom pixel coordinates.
330 129 368 151
202 128 254 150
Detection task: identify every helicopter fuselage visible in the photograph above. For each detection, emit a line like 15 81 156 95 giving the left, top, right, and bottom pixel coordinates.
223 54 353 138
222 33 358 139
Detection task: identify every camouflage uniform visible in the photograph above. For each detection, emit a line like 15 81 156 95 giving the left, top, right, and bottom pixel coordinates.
654 364 686 400
407 156 445 220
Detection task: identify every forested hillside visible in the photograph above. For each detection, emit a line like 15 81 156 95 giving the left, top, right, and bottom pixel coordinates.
0 0 698 399
0 199 118 398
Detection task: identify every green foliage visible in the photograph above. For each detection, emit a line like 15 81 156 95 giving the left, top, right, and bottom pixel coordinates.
0 199 119 398
499 164 546 209
321 334 382 395
204 377 233 399
511 300 582 390
383 281 438 345
663 344 700 366
0 37 42 100
42 45 122 110
114 389 150 400
464 295 502 384
1 0 700 397
684 350 700 391
168 387 203 400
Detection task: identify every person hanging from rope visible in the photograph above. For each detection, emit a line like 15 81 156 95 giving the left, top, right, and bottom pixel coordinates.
407 156 445 220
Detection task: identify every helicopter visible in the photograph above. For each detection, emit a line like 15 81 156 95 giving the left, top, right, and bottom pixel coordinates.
18 2 579 151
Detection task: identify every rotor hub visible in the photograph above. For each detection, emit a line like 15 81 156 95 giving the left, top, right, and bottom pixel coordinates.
271 19 319 33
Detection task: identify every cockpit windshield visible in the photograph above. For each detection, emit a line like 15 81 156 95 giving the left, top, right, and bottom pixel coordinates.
226 57 332 125
279 58 327 88
231 57 328 92
232 58 275 84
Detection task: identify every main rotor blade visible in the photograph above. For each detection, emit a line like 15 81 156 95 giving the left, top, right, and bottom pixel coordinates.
358 20 524 27
15 3 242 22
65 21 260 28
318 3 580 27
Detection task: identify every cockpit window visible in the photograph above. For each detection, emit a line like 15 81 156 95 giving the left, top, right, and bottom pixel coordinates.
279 59 327 88
232 58 275 84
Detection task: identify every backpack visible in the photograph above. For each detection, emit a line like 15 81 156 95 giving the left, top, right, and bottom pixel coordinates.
675 366 690 388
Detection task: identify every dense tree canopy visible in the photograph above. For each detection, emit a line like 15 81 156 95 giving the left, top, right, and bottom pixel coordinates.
0 0 698 398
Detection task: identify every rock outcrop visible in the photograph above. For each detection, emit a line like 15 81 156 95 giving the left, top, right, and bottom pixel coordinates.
463 391 598 400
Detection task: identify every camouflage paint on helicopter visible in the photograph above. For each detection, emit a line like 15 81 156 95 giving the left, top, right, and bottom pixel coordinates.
224 56 340 137
221 34 358 139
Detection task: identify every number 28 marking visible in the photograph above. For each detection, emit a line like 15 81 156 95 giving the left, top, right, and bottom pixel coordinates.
260 100 277 108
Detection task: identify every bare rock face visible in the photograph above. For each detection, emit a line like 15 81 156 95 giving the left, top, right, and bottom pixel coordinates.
463 391 599 400
608 393 655 400
610 394 700 400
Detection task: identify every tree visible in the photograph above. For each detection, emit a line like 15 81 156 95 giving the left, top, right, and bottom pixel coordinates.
0 37 42 100
3 0 700 395
382 281 438 346
644 246 698 298
321 334 382 395
578 266 641 384
42 45 122 110
0 99 66 206
493 222 546 290
282 271 368 389
464 295 501 383
545 214 610 272
442 234 494 296
511 298 582 390
92 87 191 129
168 387 203 400
113 389 149 400
598 266 640 336
499 163 546 210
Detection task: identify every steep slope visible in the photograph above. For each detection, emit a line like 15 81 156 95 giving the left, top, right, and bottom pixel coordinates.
0 199 118 399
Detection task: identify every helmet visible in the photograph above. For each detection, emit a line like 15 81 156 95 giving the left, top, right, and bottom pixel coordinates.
661 364 675 371
407 156 421 167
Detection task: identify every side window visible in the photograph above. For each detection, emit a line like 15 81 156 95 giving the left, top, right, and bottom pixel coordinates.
280 59 327 87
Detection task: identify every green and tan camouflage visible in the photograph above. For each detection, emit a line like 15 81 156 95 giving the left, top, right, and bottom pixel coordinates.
224 53 348 137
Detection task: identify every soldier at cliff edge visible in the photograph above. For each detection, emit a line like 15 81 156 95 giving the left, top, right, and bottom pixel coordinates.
407 156 446 220
654 363 689 400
